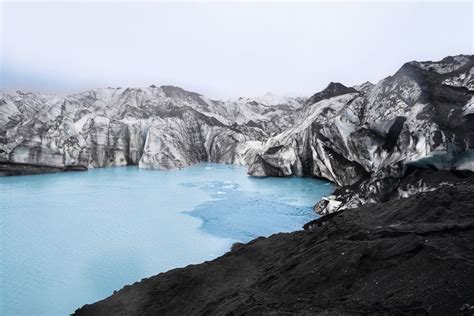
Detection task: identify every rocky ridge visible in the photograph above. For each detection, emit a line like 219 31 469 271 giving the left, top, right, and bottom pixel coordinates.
0 86 303 175
248 55 474 213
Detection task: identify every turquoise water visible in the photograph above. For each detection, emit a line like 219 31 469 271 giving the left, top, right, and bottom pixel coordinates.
0 163 333 315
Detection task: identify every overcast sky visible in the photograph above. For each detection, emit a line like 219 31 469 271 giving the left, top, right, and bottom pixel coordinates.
0 1 472 99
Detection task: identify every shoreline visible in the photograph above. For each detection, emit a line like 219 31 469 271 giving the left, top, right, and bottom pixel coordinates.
74 171 474 315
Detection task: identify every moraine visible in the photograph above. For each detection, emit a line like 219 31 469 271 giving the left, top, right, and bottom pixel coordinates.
0 163 332 315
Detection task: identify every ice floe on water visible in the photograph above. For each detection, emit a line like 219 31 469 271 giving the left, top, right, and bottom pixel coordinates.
180 166 334 242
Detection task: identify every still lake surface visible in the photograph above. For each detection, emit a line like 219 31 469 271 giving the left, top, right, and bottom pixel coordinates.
0 163 333 315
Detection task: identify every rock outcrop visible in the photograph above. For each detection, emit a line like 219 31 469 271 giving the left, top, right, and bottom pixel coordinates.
248 55 474 213
74 172 474 315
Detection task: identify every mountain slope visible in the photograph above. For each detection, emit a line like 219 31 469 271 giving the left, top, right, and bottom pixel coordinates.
248 55 474 213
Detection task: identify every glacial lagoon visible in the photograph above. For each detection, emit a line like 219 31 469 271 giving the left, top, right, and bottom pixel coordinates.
0 163 333 315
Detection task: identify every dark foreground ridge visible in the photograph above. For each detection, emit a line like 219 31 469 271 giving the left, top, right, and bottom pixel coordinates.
75 174 474 315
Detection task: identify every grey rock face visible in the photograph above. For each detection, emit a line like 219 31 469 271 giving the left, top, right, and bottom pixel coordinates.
0 86 300 174
248 55 474 213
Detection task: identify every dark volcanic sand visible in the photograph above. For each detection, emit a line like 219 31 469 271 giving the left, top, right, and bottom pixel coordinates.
75 178 474 315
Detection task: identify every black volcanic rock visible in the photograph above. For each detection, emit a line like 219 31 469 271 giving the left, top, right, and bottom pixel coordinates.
74 173 474 315
305 82 358 106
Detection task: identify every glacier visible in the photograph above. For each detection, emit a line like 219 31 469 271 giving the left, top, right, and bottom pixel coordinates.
1 55 473 214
